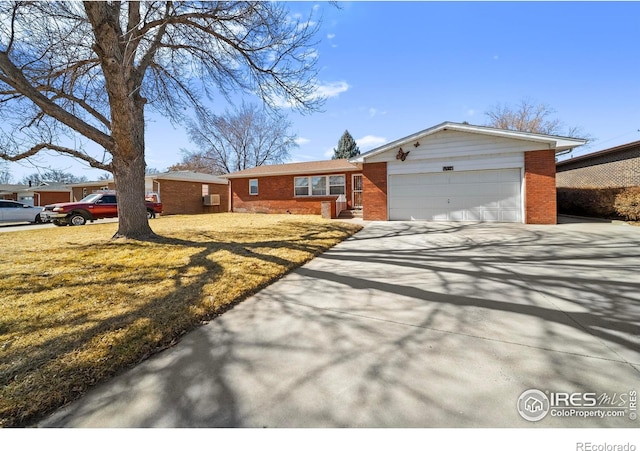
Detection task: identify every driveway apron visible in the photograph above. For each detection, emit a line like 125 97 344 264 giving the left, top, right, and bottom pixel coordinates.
40 221 640 427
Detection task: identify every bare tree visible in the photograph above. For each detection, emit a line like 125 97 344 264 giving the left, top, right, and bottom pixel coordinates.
0 2 321 239
485 99 591 141
176 102 297 175
20 169 87 185
168 150 220 175
0 161 11 184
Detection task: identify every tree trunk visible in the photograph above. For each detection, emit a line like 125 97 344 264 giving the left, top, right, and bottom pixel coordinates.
112 151 155 240
82 2 156 240
109 92 155 240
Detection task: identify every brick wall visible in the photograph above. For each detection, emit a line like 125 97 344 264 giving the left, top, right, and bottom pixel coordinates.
231 171 358 217
72 183 115 201
36 192 71 206
524 150 557 224
556 144 640 188
160 180 229 215
556 143 640 218
362 162 387 221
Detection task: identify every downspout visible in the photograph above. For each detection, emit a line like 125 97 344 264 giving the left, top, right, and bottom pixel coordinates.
555 149 573 159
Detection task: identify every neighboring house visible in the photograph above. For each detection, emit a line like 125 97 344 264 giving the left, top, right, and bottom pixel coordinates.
557 140 640 188
0 184 30 201
147 171 229 215
225 122 586 224
556 140 640 217
70 181 115 201
0 171 229 215
0 183 71 205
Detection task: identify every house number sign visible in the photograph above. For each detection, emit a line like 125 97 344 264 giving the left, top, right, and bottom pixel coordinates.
443 166 454 171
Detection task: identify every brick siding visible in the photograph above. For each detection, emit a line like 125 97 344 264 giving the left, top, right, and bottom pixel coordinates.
555 142 640 218
231 171 359 217
524 150 557 224
72 183 115 201
556 143 640 188
160 180 228 215
36 192 71 206
362 162 388 221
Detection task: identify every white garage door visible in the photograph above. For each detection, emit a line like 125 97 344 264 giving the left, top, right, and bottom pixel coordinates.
389 169 522 222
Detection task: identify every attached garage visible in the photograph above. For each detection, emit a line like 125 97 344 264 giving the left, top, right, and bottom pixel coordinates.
353 122 587 224
389 168 522 222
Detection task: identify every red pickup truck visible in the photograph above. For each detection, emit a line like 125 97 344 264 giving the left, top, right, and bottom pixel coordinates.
41 191 163 226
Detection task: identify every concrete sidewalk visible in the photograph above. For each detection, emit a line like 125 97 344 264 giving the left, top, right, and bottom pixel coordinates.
40 221 640 427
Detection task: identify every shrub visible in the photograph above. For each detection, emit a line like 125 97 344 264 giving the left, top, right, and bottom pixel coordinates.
557 187 623 218
614 187 640 220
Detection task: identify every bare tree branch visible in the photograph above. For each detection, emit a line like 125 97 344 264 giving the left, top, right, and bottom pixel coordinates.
0 52 114 149
177 102 297 175
0 2 323 238
0 142 111 171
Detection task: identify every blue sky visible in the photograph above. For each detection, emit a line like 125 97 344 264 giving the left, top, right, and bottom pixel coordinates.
5 1 640 181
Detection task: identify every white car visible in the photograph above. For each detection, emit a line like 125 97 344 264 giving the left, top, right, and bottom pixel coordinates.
0 200 45 224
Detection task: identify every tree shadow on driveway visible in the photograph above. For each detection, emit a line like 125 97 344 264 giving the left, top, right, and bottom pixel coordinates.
40 221 640 428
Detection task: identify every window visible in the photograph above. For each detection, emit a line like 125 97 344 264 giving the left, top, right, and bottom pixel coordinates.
294 175 346 197
311 176 326 196
294 177 309 196
202 184 209 196
329 175 346 195
249 179 259 195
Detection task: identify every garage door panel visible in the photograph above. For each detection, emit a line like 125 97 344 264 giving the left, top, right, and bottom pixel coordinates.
389 169 522 223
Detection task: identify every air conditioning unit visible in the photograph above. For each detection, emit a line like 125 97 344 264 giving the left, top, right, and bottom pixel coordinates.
203 194 220 206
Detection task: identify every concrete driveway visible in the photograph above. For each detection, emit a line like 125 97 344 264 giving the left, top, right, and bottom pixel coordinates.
40 221 640 427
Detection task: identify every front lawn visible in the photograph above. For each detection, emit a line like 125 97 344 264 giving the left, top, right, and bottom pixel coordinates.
0 213 362 427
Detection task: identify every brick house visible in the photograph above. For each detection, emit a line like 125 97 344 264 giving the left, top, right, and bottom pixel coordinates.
556 140 640 217
2 171 229 216
147 171 229 215
225 159 362 218
226 122 586 224
70 171 228 215
0 183 72 205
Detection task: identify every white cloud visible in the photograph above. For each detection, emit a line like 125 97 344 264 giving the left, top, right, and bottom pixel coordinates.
323 147 335 159
357 135 388 150
327 33 336 39
295 137 310 146
467 109 476 116
272 80 349 109
315 80 350 99
368 107 387 118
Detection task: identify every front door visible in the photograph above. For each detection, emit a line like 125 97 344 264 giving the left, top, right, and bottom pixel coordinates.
352 174 363 209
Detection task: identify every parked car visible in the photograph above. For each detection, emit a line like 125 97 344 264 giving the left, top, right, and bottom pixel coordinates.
0 200 45 224
41 191 163 226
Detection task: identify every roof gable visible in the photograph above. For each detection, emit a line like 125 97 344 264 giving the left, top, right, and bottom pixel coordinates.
351 122 587 163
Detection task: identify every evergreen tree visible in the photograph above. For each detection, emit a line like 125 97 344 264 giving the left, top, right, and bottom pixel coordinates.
332 130 360 159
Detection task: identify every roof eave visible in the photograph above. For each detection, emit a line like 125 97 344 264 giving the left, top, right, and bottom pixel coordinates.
224 164 361 179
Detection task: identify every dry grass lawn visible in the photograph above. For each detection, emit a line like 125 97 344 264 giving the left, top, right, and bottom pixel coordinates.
0 213 362 427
